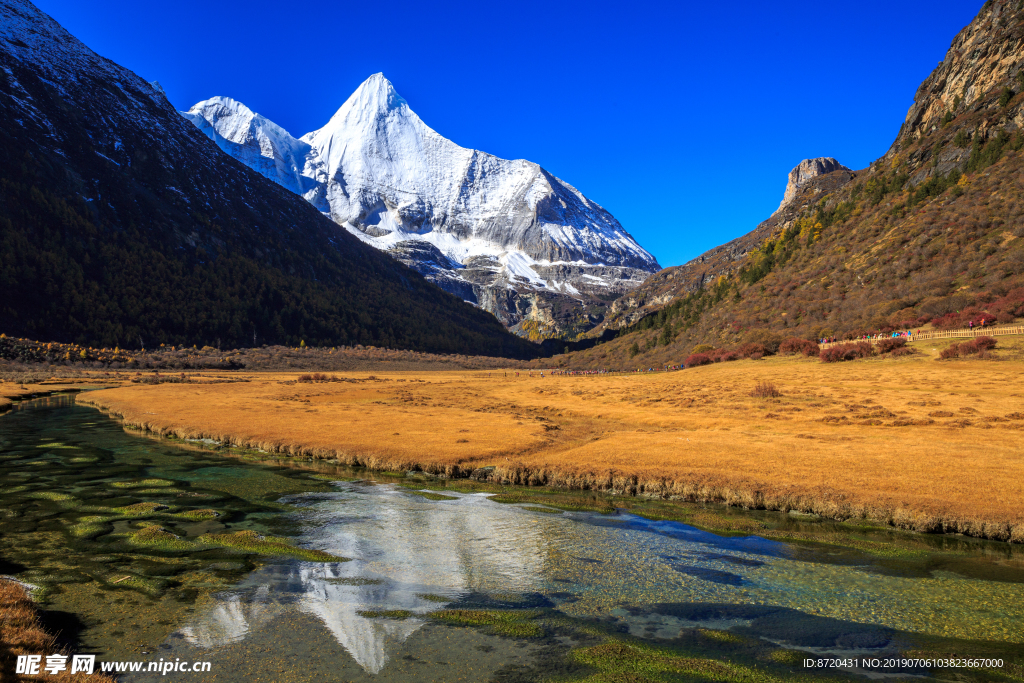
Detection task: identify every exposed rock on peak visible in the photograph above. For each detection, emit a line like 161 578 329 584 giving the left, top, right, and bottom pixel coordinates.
776 157 850 213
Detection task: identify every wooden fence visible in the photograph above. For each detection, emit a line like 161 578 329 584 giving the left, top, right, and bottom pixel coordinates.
819 324 1024 349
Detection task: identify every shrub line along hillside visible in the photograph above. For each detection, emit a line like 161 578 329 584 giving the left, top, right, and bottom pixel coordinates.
0 334 530 373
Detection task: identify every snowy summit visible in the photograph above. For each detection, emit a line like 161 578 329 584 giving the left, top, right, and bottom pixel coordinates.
184 74 660 333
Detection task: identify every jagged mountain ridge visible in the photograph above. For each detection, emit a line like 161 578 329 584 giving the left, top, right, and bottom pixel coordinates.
0 0 536 357
184 75 660 338
559 0 1024 367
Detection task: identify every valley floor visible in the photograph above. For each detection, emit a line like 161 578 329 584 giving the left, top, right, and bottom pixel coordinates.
57 336 1024 543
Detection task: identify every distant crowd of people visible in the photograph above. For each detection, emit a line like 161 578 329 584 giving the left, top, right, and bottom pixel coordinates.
820 317 994 345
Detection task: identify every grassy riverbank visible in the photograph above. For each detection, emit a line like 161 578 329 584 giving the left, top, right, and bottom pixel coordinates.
76 341 1024 543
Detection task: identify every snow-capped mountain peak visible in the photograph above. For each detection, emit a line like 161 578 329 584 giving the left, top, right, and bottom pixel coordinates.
183 73 660 335
310 72 408 130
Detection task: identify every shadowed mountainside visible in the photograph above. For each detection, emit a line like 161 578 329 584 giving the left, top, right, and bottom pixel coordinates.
0 0 537 358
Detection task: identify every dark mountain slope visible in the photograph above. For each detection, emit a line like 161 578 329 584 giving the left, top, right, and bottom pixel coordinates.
0 0 536 357
562 0 1024 368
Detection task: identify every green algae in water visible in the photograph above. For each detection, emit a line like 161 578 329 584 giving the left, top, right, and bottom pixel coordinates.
430 609 545 638
111 478 174 488
416 592 452 602
407 490 458 501
569 640 789 683
199 530 347 562
128 525 199 552
521 505 564 514
175 508 219 521
357 609 413 620
26 491 76 502
0 400 349 657
113 501 170 515
325 577 385 586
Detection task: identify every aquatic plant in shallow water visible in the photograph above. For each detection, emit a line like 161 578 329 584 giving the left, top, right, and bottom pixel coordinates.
570 640 788 683
111 478 174 488
198 530 346 562
430 610 545 638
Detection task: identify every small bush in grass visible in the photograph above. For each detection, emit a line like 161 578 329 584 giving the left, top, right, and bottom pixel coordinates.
750 381 782 398
973 336 997 351
685 353 713 368
820 341 874 363
298 372 336 383
942 336 997 359
779 338 819 356
876 337 907 354
737 342 768 358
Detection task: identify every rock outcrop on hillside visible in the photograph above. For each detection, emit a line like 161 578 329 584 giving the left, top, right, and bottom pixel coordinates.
776 158 850 213
600 164 855 330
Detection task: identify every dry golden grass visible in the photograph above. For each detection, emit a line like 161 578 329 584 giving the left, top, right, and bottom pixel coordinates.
0 580 116 682
79 345 1024 542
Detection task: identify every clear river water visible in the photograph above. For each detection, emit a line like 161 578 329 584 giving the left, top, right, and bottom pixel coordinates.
1 396 1022 682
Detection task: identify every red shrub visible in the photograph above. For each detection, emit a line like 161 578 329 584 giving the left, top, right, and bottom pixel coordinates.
973 336 997 351
708 348 730 362
876 337 907 354
779 337 820 357
819 341 875 363
720 351 741 362
940 336 996 358
736 342 768 358
685 353 713 367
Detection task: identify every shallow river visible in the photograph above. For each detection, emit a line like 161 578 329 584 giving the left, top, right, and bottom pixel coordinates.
1 398 1022 682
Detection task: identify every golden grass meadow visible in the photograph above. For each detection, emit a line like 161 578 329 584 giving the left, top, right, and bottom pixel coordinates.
68 337 1024 544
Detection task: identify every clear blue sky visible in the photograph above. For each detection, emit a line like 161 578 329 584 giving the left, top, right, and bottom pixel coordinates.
35 0 981 268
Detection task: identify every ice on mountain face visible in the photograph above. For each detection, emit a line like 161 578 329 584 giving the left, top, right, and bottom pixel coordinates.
182 73 660 331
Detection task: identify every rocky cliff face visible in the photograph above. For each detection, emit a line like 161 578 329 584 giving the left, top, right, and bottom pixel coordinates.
776 158 850 212
895 0 1024 147
184 75 660 339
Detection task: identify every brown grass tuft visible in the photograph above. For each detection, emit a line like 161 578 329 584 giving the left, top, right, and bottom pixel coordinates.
750 381 782 399
0 580 116 682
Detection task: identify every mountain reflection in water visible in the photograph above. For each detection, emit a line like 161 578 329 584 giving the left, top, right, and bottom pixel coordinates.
179 486 548 673
174 479 1024 677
